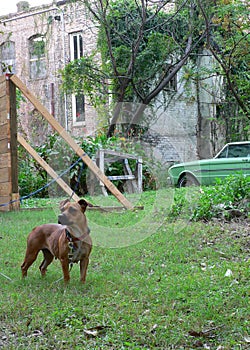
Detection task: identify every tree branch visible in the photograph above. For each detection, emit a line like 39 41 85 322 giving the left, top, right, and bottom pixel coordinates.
197 0 250 118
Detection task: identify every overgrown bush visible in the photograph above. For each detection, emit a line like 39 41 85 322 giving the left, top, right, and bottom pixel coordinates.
18 147 48 198
18 132 158 198
169 174 250 221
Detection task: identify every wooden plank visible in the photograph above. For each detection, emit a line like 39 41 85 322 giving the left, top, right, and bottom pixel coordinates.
0 176 11 211
8 78 18 193
100 149 139 160
0 77 6 98
0 86 6 99
0 123 8 140
123 158 138 193
0 96 7 116
0 139 9 153
11 193 20 211
17 135 80 202
0 196 11 211
108 175 135 181
0 195 10 204
87 205 144 212
137 157 143 193
0 168 10 183
0 153 11 169
0 76 12 211
0 120 8 127
98 149 108 196
0 182 11 193
12 75 133 209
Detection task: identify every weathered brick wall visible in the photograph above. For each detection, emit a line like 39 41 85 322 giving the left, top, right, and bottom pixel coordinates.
140 50 225 169
141 67 198 171
0 1 98 145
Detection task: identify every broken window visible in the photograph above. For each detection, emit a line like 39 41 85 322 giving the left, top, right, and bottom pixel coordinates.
0 41 16 74
69 32 85 124
29 35 47 79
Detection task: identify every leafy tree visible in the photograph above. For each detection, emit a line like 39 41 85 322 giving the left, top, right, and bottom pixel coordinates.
197 0 250 140
61 0 249 140
62 0 207 136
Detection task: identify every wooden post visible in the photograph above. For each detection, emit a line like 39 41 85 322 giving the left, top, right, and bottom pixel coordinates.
98 149 108 196
96 149 143 195
0 75 19 211
123 158 137 193
137 157 143 193
11 75 133 209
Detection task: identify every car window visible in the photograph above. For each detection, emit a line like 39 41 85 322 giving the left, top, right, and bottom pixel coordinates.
216 144 250 158
216 147 228 158
228 144 250 158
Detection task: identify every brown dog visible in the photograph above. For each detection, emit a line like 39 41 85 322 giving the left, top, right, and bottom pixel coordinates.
21 199 92 283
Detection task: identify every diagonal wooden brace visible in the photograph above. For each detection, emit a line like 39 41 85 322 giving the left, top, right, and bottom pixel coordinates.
11 75 133 209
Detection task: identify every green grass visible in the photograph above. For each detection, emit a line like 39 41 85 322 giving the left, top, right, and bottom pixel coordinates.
0 190 249 349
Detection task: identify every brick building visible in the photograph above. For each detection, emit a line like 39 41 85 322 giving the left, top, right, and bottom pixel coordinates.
0 0 222 167
0 0 98 145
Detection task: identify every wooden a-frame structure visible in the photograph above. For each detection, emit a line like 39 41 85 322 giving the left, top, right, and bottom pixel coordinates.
0 74 134 211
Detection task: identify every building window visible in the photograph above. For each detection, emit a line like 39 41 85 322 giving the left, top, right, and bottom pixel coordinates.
0 41 16 74
69 32 85 124
70 32 83 61
29 35 47 79
72 94 85 124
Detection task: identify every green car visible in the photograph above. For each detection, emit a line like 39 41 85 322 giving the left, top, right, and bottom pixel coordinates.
168 141 250 187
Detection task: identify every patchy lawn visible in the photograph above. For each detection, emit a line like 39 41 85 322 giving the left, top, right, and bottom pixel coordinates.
0 190 249 349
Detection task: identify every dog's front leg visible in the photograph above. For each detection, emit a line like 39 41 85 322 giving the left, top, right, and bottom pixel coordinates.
60 257 70 283
80 257 89 283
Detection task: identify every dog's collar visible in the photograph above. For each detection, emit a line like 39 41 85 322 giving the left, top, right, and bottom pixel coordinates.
65 228 89 242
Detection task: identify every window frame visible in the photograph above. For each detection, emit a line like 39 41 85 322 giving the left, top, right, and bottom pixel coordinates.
29 35 47 80
0 41 16 74
69 32 85 126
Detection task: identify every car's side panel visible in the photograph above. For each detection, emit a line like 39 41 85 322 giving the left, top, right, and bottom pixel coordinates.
168 157 250 187
168 142 250 187
208 158 250 183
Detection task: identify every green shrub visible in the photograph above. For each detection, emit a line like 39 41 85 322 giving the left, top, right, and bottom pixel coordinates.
18 150 48 198
18 132 158 198
169 174 250 221
191 174 250 221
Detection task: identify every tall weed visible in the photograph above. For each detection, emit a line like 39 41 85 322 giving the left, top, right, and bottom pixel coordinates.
169 174 250 221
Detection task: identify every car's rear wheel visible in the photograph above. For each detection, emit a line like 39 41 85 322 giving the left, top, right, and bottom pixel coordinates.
178 174 199 188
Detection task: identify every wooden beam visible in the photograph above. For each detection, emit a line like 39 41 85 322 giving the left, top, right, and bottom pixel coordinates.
108 175 135 181
11 75 133 210
0 75 19 211
17 134 80 202
99 149 139 160
137 157 143 193
87 205 144 212
8 77 18 194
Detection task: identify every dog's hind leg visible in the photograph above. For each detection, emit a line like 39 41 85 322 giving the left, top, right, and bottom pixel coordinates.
39 249 54 276
21 250 40 278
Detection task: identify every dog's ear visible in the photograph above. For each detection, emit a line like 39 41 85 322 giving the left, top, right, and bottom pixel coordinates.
59 199 70 211
78 199 92 213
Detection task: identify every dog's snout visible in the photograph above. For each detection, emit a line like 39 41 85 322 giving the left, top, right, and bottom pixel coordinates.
58 213 72 225
58 214 64 224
